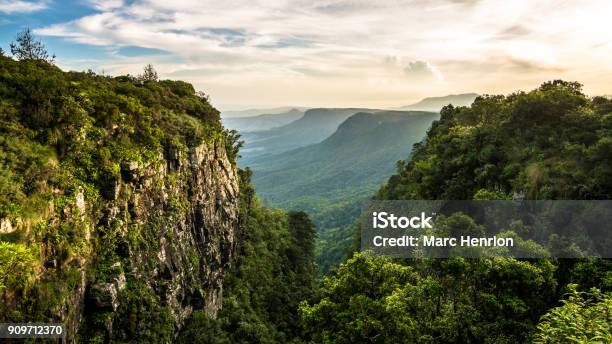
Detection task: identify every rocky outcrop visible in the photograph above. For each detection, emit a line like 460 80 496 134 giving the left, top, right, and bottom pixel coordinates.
0 218 13 233
59 140 239 340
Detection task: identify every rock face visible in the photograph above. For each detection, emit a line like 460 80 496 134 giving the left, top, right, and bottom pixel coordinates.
0 218 13 233
70 141 239 340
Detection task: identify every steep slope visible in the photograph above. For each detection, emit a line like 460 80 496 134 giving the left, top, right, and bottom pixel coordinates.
239 107 382 160
401 93 478 111
222 108 304 132
0 56 240 341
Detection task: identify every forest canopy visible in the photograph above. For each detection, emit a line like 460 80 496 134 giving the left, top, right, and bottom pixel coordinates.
300 81 612 343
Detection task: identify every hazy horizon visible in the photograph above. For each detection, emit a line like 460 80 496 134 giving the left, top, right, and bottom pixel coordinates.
218 92 480 113
2 0 612 110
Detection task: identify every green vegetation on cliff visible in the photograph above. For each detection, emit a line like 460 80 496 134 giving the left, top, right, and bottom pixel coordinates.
0 53 222 222
0 48 241 341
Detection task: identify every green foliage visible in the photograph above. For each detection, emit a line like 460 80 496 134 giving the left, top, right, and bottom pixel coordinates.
224 128 244 163
534 285 612 343
473 188 512 200
0 54 223 213
112 280 175 343
300 253 417 343
176 311 231 344
0 242 37 297
315 223 355 275
0 54 223 221
301 253 557 343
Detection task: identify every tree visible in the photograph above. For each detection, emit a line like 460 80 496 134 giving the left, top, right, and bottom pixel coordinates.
224 129 243 163
300 253 419 343
287 211 316 278
10 28 55 63
534 285 612 343
538 80 584 95
139 63 159 82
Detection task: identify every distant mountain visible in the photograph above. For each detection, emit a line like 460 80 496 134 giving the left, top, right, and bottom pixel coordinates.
249 110 438 206
247 110 439 273
239 108 382 161
400 93 478 112
222 108 304 132
221 106 307 118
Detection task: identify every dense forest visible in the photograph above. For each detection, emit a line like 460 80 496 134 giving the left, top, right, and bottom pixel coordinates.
299 81 612 343
0 31 611 343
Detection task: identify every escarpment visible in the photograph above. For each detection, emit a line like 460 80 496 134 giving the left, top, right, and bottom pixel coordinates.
0 56 242 342
80 141 240 340
2 140 240 341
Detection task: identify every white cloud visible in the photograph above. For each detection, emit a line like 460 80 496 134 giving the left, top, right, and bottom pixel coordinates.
87 0 123 11
0 0 47 13
34 0 612 108
404 61 444 82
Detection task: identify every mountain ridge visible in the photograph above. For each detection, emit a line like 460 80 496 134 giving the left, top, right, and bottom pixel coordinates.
400 93 478 111
239 107 384 161
222 108 304 132
221 106 307 118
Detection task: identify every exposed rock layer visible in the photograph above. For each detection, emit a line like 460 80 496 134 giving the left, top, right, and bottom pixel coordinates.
54 141 239 340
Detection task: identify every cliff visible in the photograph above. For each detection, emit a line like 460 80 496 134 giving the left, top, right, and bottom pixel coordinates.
0 56 242 341
80 141 239 340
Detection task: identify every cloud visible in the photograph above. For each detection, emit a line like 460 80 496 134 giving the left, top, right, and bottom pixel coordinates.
87 0 123 11
0 0 47 13
404 61 444 82
504 56 567 73
494 24 531 40
30 0 612 108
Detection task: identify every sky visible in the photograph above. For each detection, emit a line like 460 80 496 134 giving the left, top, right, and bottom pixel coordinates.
1 0 612 110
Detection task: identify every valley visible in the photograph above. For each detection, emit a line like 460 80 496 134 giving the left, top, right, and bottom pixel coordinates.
224 103 464 272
